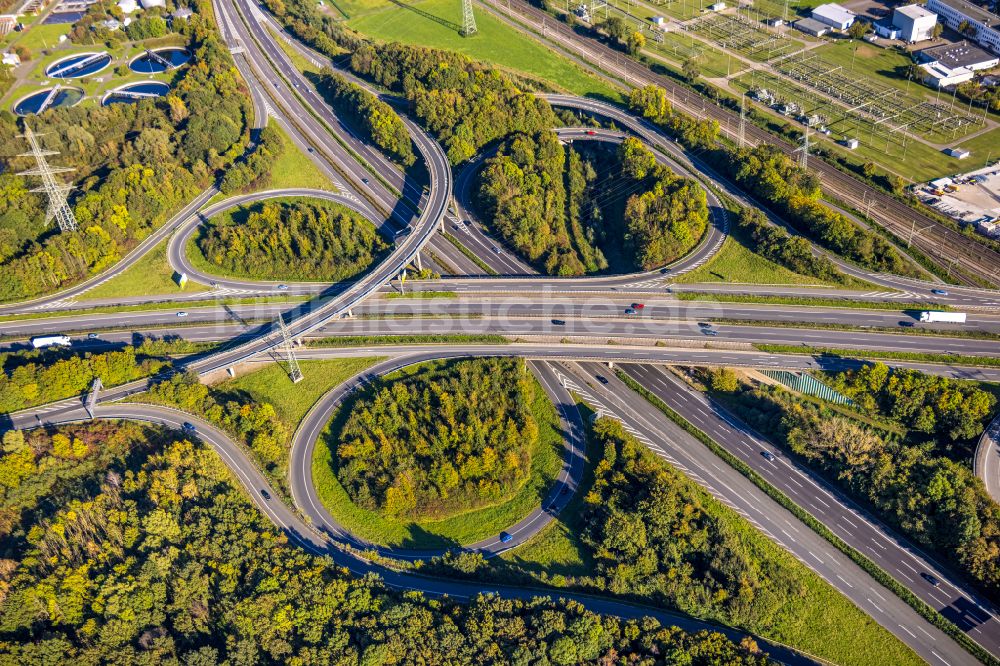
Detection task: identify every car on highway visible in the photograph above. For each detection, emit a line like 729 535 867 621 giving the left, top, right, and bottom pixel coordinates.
931 289 949 296
499 532 513 543
595 375 609 385
624 307 637 315
899 321 915 327
920 572 941 587
307 147 314 153
492 245 501 254
182 422 196 434
660 267 670 274
761 451 776 462
362 178 369 184
585 130 596 136
276 284 289 291
630 303 645 309
702 329 718 336
176 311 188 318
551 319 565 326
87 333 99 339
463 219 472 225
260 489 271 501
698 322 712 328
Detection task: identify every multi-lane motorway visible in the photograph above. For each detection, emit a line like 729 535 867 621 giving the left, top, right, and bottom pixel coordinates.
6 0 1000 662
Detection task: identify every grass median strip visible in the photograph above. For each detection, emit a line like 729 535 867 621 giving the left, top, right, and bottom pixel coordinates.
443 232 499 276
615 369 1000 666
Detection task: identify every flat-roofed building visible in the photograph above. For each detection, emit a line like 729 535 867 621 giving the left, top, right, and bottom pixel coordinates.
811 3 856 30
926 0 1000 54
893 4 938 42
918 40 1000 86
794 17 830 36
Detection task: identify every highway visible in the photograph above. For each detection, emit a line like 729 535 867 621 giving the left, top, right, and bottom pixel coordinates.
620 363 1000 658
4 0 1000 660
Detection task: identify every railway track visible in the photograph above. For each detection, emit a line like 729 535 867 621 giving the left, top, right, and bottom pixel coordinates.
481 0 1000 287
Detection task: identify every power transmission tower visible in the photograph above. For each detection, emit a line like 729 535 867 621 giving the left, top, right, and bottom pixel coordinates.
461 0 477 36
798 127 810 171
17 122 78 233
276 316 303 383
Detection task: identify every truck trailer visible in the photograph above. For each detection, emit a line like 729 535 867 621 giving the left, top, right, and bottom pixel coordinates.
30 335 72 349
919 311 966 324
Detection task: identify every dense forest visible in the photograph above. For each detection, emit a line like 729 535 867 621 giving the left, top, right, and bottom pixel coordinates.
196 198 389 281
0 340 193 414
0 421 772 664
712 369 1000 600
0 0 252 303
313 69 415 166
334 358 540 519
476 132 707 275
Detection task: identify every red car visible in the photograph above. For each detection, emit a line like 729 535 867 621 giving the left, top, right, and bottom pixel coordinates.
630 303 645 309
585 130 597 136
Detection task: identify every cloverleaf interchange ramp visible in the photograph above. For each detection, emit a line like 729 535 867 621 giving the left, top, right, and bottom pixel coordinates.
5 0 1000 661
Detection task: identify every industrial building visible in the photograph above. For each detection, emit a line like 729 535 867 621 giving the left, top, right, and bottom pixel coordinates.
0 15 15 36
918 40 1000 86
926 0 1000 55
811 3 856 30
893 4 939 42
794 17 831 36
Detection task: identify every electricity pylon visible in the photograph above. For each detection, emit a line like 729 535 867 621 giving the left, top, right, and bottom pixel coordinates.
461 0 477 36
738 93 746 150
17 122 78 233
276 316 303 383
798 127 810 171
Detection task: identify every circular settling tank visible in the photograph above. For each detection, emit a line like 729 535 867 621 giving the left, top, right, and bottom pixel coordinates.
13 87 84 116
102 81 171 106
45 52 112 78
129 48 192 74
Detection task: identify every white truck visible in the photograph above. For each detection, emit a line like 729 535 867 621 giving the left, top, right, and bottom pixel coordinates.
30 334 72 349
919 311 966 324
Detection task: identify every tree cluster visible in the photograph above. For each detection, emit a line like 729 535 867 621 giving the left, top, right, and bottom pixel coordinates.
0 0 253 303
737 207 840 282
335 358 539 519
0 344 172 414
730 144 912 275
628 85 720 150
715 375 1000 600
313 69 415 166
580 417 839 635
146 371 289 481
197 198 389 282
219 124 285 194
476 131 706 275
349 42 559 164
0 421 769 665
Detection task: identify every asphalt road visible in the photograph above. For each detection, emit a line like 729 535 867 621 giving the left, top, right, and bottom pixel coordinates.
975 415 1000 505
621 363 1000 659
288 356 585 558
562 361 978 665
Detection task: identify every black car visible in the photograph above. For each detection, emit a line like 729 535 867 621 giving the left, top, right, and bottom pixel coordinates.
920 572 941 587
595 375 609 385
899 321 915 327
697 322 712 328
551 319 566 326
362 178 369 184
260 489 271 501
182 422 196 434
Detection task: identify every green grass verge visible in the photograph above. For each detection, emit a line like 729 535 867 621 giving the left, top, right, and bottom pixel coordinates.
442 232 499 275
265 122 340 191
220 357 383 441
346 0 622 100
615 369 1000 666
756 344 1000 368
675 292 946 311
675 232 840 287
310 371 564 548
82 238 210 301
305 333 507 347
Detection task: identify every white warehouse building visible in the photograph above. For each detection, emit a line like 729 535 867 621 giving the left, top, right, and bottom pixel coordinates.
893 4 938 42
811 3 856 30
926 0 1000 55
